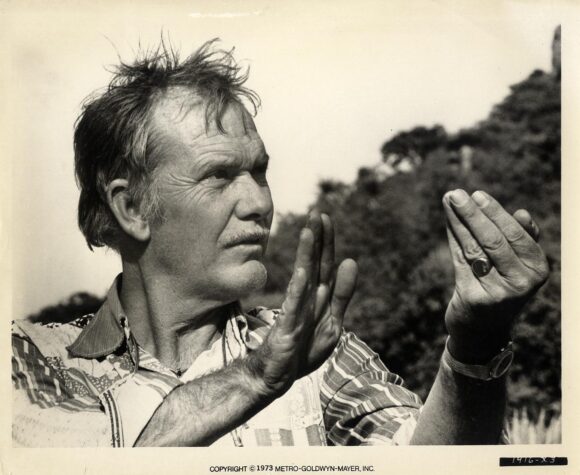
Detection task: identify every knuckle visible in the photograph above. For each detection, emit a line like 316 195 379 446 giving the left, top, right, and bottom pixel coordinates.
504 224 527 243
520 275 535 290
510 277 533 296
453 248 467 264
510 266 548 294
463 242 484 260
484 234 508 253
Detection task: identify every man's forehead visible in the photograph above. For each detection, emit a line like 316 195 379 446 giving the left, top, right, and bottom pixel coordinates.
150 87 259 144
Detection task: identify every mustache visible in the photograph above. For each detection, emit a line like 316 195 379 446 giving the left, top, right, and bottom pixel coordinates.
222 229 269 247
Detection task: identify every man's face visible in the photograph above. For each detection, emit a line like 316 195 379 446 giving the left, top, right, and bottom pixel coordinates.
146 89 273 302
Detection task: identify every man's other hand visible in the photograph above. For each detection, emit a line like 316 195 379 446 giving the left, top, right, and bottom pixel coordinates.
246 212 358 398
443 189 549 363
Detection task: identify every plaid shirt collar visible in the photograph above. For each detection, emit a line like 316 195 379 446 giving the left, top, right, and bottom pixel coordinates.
67 274 127 359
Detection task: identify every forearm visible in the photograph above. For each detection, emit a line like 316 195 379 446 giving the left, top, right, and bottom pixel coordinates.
136 357 274 446
410 359 506 445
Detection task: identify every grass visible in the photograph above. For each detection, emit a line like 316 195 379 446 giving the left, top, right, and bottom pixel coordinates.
506 409 561 444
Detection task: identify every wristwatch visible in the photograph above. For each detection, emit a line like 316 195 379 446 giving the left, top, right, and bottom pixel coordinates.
442 337 514 381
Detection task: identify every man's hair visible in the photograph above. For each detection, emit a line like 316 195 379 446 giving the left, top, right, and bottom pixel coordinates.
74 39 260 250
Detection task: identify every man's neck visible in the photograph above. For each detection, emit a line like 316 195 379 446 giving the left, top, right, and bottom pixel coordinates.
119 262 231 373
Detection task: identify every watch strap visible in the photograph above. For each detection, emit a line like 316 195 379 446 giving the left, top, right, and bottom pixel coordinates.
442 337 514 381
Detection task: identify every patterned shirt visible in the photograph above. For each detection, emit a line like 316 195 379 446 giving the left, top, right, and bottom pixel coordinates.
12 275 422 447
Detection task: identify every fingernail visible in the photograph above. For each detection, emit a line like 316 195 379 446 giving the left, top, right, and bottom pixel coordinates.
449 189 468 206
472 191 489 207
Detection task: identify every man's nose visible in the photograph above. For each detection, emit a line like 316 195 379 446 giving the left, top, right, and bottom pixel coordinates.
234 173 273 222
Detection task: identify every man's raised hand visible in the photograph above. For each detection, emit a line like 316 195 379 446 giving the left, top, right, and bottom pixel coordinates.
443 189 549 363
247 212 358 398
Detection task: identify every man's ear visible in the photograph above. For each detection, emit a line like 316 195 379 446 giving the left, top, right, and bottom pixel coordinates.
106 179 151 242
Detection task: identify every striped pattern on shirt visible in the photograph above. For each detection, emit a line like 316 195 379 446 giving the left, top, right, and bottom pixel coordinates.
319 331 422 445
12 297 423 446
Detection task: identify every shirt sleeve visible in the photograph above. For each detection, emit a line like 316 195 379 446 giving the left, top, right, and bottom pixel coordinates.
12 330 112 447
318 331 423 445
12 325 183 447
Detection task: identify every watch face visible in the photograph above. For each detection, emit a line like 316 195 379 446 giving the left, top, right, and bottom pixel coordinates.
490 350 514 379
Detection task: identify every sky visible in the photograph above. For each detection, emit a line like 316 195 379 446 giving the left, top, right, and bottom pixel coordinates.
2 0 567 318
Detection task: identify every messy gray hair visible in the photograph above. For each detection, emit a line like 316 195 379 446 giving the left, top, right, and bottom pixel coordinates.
74 38 260 250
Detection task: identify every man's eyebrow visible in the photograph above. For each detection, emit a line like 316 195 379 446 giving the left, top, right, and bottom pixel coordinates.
195 154 241 172
194 151 269 174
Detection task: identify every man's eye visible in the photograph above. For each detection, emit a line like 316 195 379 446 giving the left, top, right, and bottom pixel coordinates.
206 169 232 182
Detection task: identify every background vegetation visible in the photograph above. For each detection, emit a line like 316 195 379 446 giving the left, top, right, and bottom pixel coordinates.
26 28 561 442
253 26 562 429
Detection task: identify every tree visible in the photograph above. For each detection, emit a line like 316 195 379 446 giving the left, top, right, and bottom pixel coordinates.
261 27 561 418
28 292 104 325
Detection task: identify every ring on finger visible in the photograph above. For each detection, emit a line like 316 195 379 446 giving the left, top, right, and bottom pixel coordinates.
471 256 493 277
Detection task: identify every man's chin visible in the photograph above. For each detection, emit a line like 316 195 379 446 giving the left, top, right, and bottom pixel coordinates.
213 261 268 300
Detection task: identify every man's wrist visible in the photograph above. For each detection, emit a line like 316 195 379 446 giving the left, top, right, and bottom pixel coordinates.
443 336 514 382
241 352 284 403
447 333 512 365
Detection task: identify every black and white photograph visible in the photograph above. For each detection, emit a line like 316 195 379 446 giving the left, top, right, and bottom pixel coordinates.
2 0 578 473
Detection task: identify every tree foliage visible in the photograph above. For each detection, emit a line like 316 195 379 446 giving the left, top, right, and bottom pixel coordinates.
263 31 561 416
27 292 104 325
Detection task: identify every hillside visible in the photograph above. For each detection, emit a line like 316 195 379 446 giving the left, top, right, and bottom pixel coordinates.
261 27 561 418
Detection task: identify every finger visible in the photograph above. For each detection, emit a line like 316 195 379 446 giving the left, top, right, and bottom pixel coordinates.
471 191 539 249
279 267 308 331
280 227 315 331
442 194 487 264
513 209 540 242
319 213 335 285
445 222 475 282
446 189 526 277
307 211 323 287
293 227 315 275
330 259 358 325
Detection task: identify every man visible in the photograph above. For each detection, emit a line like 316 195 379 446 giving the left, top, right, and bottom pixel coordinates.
12 41 549 447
